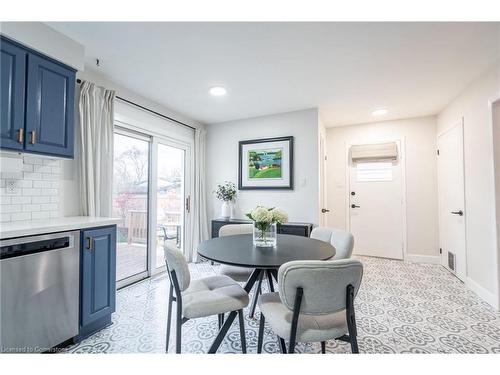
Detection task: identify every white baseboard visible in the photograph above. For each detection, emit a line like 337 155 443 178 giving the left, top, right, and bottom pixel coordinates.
405 254 440 264
465 277 499 310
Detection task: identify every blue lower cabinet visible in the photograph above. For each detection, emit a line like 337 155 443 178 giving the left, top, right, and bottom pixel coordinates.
77 225 117 340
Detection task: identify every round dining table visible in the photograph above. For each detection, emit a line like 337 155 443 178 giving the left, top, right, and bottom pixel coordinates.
197 233 335 353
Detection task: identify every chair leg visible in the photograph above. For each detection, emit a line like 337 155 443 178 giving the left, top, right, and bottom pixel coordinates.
249 270 264 318
165 285 173 352
218 314 224 329
349 331 359 354
175 304 182 353
321 341 326 354
346 284 359 354
257 313 265 354
279 338 287 354
238 310 247 354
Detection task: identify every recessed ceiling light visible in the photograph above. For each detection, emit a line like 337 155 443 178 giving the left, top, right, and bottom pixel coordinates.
372 108 388 116
209 86 227 96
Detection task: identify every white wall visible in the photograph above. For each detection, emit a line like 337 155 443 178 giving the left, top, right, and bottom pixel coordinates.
206 109 320 225
325 116 439 261
0 22 84 70
437 63 500 308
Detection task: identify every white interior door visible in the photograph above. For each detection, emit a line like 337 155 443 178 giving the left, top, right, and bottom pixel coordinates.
348 143 404 259
437 121 466 280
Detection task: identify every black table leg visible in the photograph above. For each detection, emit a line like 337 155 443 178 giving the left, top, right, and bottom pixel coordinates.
208 268 263 353
266 270 275 292
249 270 265 318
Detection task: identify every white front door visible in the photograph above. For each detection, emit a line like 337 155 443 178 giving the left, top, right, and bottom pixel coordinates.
437 121 466 280
348 143 404 259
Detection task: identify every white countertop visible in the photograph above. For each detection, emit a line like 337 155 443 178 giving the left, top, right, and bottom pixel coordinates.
0 216 122 239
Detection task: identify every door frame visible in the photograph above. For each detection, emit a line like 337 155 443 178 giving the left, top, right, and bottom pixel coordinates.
319 133 328 226
344 137 408 260
436 119 467 274
114 125 152 289
488 93 500 307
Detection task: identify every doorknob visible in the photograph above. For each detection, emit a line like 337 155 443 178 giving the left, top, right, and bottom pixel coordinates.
321 208 330 213
351 204 360 208
451 210 464 216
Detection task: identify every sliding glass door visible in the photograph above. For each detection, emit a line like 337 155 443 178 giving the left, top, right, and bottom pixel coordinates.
112 130 151 285
152 140 190 273
112 125 191 287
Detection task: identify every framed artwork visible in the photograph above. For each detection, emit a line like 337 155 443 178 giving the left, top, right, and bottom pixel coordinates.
238 136 294 190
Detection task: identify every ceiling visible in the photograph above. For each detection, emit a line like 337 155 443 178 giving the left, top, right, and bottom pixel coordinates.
47 22 500 127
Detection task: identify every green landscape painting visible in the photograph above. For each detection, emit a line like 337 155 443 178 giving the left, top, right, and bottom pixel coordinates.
248 148 282 179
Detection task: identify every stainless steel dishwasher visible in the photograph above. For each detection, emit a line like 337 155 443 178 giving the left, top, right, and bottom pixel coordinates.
0 231 80 353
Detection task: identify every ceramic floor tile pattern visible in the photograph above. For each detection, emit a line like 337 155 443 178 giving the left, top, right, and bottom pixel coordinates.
62 257 500 354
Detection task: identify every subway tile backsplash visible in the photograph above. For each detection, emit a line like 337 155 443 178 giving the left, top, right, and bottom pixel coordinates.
0 154 60 222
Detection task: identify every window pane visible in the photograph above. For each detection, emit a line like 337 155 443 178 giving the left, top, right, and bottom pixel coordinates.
112 132 150 281
156 144 184 269
356 162 393 182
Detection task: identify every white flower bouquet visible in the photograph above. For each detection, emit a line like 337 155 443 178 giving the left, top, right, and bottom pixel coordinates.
246 206 288 247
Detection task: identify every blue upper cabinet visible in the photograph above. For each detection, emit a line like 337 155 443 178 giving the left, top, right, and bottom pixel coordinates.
0 39 27 151
25 53 75 157
0 36 76 158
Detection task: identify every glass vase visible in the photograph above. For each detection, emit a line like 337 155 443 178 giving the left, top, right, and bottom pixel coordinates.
253 222 277 248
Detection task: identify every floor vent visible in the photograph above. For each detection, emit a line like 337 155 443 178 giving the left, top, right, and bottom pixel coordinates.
448 251 456 271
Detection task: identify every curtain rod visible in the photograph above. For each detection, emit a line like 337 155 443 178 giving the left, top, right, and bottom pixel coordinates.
76 79 197 132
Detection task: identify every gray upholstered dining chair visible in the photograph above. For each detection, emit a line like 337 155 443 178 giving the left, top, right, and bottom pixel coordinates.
164 243 250 353
218 224 266 318
257 259 363 354
310 227 354 260
219 224 254 282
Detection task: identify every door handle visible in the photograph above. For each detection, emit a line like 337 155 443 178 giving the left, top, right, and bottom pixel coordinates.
351 204 360 208
321 208 330 213
30 130 36 144
451 210 464 216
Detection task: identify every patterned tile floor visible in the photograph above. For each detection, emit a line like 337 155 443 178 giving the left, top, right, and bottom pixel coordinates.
63 256 500 354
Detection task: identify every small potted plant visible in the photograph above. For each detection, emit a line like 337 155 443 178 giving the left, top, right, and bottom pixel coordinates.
246 206 288 247
214 181 237 219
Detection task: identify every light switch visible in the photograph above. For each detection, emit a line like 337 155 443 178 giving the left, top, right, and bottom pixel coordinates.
300 178 307 187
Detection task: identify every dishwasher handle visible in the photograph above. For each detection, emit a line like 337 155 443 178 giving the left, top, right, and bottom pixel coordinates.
0 232 77 260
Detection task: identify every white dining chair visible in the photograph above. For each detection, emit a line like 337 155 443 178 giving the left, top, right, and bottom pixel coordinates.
218 224 266 319
164 243 249 353
310 227 354 260
257 259 363 354
219 224 254 281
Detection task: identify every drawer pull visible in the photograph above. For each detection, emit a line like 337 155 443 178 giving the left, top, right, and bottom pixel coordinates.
86 237 93 250
17 128 24 143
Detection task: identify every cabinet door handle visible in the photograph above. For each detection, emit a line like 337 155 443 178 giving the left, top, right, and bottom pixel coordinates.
30 130 36 144
86 237 93 250
17 128 24 143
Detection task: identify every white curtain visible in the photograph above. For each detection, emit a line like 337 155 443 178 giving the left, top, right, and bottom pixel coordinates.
77 81 116 216
190 127 209 262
